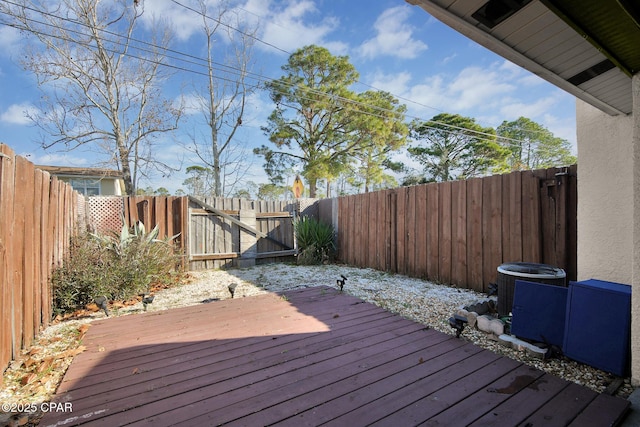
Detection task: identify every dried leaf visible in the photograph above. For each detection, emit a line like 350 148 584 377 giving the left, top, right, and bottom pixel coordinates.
28 347 42 356
21 373 38 385
24 357 37 368
37 357 54 373
86 303 99 312
10 359 24 370
15 415 29 426
132 367 140 375
78 324 91 340
58 345 86 359
40 375 56 387
71 345 86 356
98 346 106 352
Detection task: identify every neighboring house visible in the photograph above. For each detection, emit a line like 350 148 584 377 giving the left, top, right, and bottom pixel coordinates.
408 0 640 384
37 165 125 196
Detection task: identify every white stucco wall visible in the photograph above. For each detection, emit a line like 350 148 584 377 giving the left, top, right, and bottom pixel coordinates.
577 93 639 385
632 75 640 385
100 178 124 196
576 99 634 284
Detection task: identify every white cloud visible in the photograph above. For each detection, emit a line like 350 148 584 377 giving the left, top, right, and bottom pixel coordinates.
542 112 577 148
0 26 22 57
1 103 38 125
441 53 457 65
498 60 522 74
364 61 573 137
26 152 90 167
139 0 201 41
359 6 427 60
243 91 273 125
258 0 344 54
390 62 526 120
499 96 559 121
518 73 547 87
176 88 271 128
144 0 346 56
141 0 253 43
175 92 204 116
365 70 412 96
448 66 516 110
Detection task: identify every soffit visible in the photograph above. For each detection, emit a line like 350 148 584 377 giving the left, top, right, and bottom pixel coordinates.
407 0 640 115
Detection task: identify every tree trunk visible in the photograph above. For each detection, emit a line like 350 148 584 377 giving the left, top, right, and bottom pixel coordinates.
117 142 134 195
309 177 317 198
211 109 221 196
208 31 221 197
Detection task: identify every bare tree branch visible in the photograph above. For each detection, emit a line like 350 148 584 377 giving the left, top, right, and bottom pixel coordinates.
182 0 257 197
1 0 183 194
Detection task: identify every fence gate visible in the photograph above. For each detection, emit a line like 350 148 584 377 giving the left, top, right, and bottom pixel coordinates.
92 195 298 271
187 196 297 270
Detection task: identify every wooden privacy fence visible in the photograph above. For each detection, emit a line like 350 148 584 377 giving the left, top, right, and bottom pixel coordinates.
90 195 298 271
0 151 576 381
186 196 297 270
336 165 577 293
0 144 87 384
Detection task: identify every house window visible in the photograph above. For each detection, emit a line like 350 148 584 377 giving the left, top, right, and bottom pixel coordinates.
69 178 101 196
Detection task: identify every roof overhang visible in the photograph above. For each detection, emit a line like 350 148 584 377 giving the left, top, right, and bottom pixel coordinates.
406 0 640 116
37 165 124 179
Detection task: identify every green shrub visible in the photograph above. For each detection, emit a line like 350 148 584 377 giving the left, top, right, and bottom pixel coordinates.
51 221 181 315
51 233 112 314
294 217 336 265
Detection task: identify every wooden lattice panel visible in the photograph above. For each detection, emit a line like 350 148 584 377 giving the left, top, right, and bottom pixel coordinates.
298 197 318 217
88 196 124 235
75 194 88 231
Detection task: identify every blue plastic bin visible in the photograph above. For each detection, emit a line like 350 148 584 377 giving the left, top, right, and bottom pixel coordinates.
511 279 568 347
563 279 631 376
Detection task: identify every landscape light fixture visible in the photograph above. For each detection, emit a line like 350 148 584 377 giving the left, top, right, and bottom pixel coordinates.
94 296 109 317
139 293 155 311
448 314 468 338
337 275 347 292
228 283 238 298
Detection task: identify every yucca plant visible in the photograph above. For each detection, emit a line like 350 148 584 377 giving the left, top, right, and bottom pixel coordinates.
92 216 177 255
294 217 336 265
95 218 181 299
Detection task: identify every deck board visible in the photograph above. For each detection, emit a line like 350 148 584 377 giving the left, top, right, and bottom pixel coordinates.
40 286 630 427
467 373 570 426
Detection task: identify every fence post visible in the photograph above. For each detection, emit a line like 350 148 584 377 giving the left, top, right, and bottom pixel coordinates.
137 199 149 226
237 199 257 268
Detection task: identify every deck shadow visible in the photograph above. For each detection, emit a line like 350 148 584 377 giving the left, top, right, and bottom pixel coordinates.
40 286 629 426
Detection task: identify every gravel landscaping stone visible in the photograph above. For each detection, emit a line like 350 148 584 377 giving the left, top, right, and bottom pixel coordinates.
1 263 635 426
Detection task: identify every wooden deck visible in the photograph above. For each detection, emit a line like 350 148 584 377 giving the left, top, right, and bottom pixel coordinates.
40 286 630 427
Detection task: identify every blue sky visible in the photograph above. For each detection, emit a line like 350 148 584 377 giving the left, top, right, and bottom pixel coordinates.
0 0 577 194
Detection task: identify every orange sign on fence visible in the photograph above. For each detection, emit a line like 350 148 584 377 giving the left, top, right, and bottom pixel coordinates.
292 175 304 198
